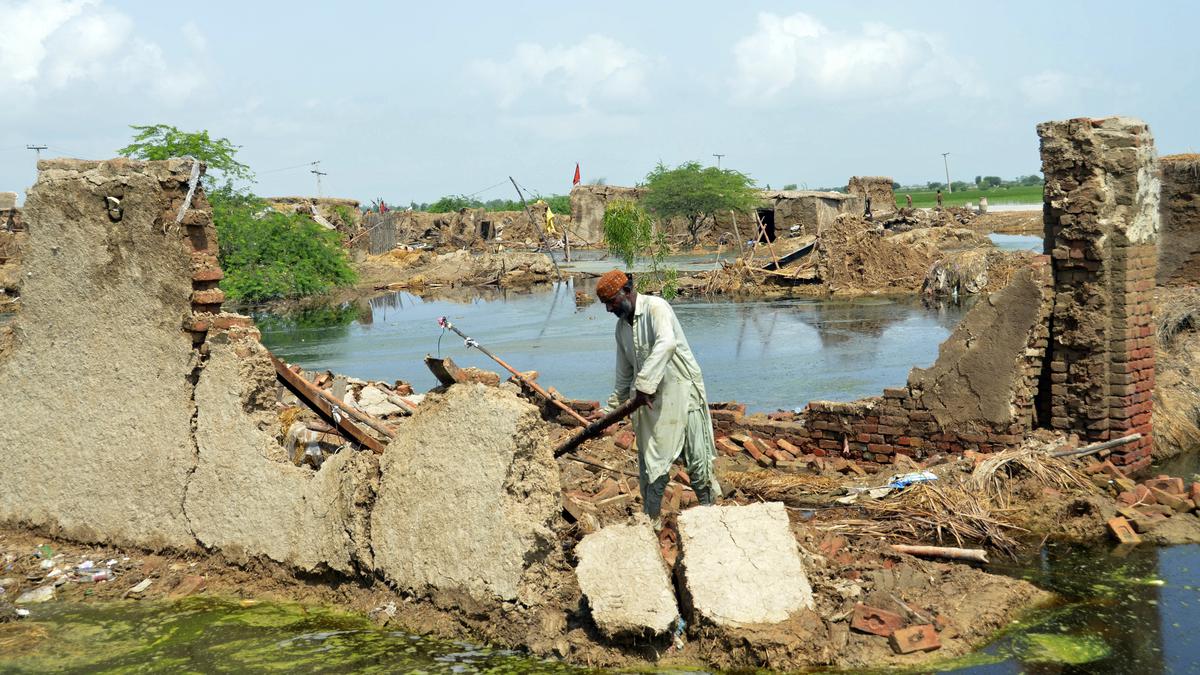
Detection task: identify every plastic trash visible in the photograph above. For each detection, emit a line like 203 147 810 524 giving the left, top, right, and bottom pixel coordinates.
77 568 112 583
76 560 94 571
887 471 939 489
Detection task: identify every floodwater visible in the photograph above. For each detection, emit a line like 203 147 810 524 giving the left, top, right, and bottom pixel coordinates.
256 281 971 412
989 233 1042 253
4 544 1196 673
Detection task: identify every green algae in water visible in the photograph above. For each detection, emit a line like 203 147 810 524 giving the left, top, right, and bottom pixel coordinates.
0 597 584 674
1015 633 1111 665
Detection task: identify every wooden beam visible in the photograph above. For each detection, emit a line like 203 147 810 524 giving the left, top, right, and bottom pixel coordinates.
271 354 387 454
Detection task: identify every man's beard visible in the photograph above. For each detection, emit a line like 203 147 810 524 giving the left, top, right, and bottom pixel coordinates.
615 298 634 321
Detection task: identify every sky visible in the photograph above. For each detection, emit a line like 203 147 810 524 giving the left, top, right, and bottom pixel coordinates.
1 1 1198 205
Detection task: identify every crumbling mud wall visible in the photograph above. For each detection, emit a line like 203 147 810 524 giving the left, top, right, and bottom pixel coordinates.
0 158 565 585
713 259 1053 466
359 205 568 255
267 196 362 233
1157 154 1200 286
570 184 645 244
1039 117 1159 473
0 194 24 312
0 159 203 548
371 384 561 605
847 176 896 217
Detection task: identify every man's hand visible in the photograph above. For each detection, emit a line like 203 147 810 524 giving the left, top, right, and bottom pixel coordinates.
632 389 656 410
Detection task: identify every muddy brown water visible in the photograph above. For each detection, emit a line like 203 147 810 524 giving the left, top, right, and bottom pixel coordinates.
254 282 974 413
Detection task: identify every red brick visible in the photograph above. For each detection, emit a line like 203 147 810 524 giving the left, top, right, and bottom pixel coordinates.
614 430 634 450
191 267 224 282
1191 483 1200 506
1107 517 1142 545
1149 487 1190 512
776 438 802 456
851 604 905 637
715 437 741 457
1144 476 1185 495
191 288 226 305
889 625 940 654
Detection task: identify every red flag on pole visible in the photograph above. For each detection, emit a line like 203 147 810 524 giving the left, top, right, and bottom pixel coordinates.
572 162 580 186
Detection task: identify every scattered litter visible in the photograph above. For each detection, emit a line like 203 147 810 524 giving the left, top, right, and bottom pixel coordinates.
888 471 939 489
15 585 55 604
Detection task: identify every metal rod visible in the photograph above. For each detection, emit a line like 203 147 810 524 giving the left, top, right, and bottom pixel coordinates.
438 317 589 426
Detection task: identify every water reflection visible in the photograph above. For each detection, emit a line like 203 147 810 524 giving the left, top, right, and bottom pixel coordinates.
964 543 1199 673
258 281 969 412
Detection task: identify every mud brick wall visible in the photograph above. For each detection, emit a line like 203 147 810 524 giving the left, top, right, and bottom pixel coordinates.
712 258 1054 470
847 176 896 216
1157 154 1200 286
1039 117 1159 473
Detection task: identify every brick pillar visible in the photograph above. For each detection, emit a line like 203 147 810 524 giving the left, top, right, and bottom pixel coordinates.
1038 117 1159 473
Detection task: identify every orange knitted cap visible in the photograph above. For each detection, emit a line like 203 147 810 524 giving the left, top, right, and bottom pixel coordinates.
595 269 629 300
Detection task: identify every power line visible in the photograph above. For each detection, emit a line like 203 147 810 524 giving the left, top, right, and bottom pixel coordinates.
258 160 319 176
26 144 47 162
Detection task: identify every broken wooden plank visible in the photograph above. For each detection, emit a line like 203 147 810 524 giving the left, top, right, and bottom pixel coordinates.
762 236 816 271
271 354 387 454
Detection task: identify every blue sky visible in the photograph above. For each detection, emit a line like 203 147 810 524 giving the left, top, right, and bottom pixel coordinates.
1 1 1197 204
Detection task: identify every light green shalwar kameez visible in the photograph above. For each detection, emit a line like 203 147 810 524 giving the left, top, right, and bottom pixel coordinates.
605 294 719 515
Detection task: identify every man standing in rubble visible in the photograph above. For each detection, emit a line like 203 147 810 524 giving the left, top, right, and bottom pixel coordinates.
596 269 720 528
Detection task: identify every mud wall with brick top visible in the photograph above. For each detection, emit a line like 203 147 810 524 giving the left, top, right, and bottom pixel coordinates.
711 259 1054 470
1039 117 1158 473
1157 154 1200 286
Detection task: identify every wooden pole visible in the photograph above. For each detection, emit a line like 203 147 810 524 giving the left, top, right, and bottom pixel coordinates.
509 176 564 281
554 397 647 456
1050 433 1141 458
890 544 989 563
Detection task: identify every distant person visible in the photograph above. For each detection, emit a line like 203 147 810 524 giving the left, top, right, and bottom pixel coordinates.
864 196 873 220
905 194 913 208
936 190 944 209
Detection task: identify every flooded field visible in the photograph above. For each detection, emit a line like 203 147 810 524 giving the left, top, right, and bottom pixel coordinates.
256 282 972 412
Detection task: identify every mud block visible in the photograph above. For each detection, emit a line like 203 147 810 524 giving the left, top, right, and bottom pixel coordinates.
851 603 905 637
1107 516 1142 545
1191 483 1200 508
1129 512 1168 534
889 624 941 654
575 517 679 638
678 502 814 627
371 384 561 604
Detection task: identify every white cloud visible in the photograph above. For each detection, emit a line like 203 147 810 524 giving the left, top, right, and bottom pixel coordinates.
470 34 648 110
731 12 983 103
0 0 206 102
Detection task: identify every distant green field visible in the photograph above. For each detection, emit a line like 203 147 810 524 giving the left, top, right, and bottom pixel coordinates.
895 185 1042 209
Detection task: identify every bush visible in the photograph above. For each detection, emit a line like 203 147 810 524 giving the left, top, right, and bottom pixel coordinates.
602 199 677 299
210 188 356 302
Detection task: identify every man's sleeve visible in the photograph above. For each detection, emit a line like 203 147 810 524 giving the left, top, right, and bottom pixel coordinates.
634 299 677 395
605 324 634 411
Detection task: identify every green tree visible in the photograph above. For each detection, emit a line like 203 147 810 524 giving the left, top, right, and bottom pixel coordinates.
641 161 758 248
119 125 355 302
118 124 253 187
982 175 1003 188
782 183 799 191
602 199 677 299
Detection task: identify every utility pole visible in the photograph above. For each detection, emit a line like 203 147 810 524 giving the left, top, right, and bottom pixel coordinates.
26 144 47 162
310 162 327 197
712 153 725 169
941 152 952 194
